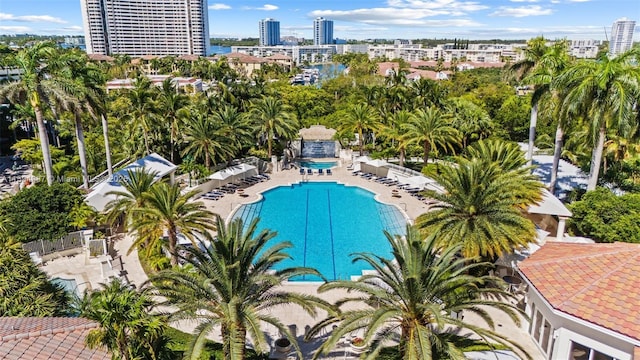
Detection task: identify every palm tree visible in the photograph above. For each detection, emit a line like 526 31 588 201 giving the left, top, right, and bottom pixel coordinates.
156 77 189 163
212 105 253 164
340 103 381 156
307 226 530 360
380 110 411 167
104 168 157 230
250 96 298 157
125 76 158 155
149 216 333 360
556 49 640 190
508 36 549 166
404 106 460 165
417 155 541 260
80 279 168 360
523 40 573 194
131 182 214 266
0 41 74 185
61 49 107 189
182 110 230 168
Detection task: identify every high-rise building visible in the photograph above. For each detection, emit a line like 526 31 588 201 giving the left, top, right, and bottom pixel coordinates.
259 18 280 46
313 17 334 45
80 0 210 56
609 17 636 57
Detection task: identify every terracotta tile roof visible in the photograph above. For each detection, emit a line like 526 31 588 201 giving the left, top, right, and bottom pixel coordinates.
87 54 114 62
0 317 110 359
177 54 200 61
519 242 640 341
377 62 400 76
265 54 292 61
224 52 266 64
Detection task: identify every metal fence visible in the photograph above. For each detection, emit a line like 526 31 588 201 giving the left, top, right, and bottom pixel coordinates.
21 231 85 256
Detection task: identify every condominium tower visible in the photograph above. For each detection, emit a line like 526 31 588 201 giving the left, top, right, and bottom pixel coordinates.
609 17 636 57
80 0 210 56
313 17 333 45
259 18 280 46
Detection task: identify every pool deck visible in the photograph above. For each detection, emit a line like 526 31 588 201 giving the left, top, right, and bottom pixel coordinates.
42 162 544 359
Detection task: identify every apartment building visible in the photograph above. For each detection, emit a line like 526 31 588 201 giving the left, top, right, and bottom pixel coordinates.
609 17 636 57
313 17 334 45
80 0 210 56
259 18 280 46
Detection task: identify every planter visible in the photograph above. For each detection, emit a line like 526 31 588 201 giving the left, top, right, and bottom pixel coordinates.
350 338 367 354
274 338 292 353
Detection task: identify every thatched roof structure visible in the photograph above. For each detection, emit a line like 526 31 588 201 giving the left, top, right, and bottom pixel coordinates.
298 125 336 140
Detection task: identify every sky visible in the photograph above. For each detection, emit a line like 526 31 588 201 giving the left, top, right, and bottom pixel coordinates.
0 0 638 41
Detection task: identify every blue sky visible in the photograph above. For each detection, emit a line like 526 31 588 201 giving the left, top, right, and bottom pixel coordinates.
0 0 638 40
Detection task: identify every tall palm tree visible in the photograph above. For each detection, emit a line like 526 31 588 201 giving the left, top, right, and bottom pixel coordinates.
125 76 158 155
417 156 541 260
150 216 333 360
80 279 168 360
61 49 107 189
131 183 214 266
340 103 381 156
0 41 74 185
404 106 460 165
524 40 573 194
508 36 549 166
104 168 157 230
557 49 640 190
307 226 530 360
156 78 190 163
182 110 230 168
250 96 298 157
212 105 253 164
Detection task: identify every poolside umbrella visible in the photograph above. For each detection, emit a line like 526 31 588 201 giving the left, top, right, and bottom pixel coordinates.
225 163 257 182
362 159 390 177
208 169 234 188
405 175 436 190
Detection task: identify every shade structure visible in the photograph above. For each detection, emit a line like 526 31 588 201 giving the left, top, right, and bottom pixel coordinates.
361 159 390 177
208 163 257 187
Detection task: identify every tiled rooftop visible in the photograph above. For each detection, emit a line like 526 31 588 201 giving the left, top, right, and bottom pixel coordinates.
518 242 640 341
0 317 110 359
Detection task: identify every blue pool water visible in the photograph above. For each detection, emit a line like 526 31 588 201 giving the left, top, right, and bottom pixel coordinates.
298 161 337 169
232 182 406 281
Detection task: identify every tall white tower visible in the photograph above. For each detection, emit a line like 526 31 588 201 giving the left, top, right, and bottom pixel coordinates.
80 0 210 56
313 17 334 45
609 17 636 57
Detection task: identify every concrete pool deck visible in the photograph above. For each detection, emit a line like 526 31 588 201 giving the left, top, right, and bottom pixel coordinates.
42 162 544 359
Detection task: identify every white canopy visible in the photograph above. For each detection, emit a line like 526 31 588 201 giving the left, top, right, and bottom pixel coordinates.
85 153 176 212
354 155 372 163
208 163 257 187
528 189 572 218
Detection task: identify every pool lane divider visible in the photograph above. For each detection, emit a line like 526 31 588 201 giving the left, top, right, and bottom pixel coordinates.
302 189 310 276
326 189 337 280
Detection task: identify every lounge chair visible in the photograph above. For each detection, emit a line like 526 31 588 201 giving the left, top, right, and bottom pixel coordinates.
299 168 305 175
307 169 313 175
318 169 324 175
256 174 270 181
326 169 333 175
352 170 362 176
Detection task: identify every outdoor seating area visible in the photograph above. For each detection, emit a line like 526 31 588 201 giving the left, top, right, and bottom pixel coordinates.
198 167 270 201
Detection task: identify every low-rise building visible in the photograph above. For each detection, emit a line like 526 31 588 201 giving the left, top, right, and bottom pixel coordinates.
518 242 640 359
106 75 203 93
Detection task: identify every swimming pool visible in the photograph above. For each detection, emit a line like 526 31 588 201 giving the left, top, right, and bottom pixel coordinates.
297 160 337 169
232 182 406 281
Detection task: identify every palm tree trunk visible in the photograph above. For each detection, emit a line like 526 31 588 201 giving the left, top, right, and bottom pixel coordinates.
549 124 564 195
170 122 176 164
399 147 405 167
587 124 606 191
168 225 178 266
358 127 364 156
101 114 113 176
75 113 90 189
34 105 54 185
423 141 430 165
526 103 538 167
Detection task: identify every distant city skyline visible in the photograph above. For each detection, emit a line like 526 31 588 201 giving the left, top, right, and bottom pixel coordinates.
0 0 638 41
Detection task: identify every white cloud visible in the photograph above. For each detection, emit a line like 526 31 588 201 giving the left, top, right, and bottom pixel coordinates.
243 4 278 11
0 13 66 24
490 5 553 17
566 0 591 2
0 25 32 33
208 3 231 10
510 0 539 2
